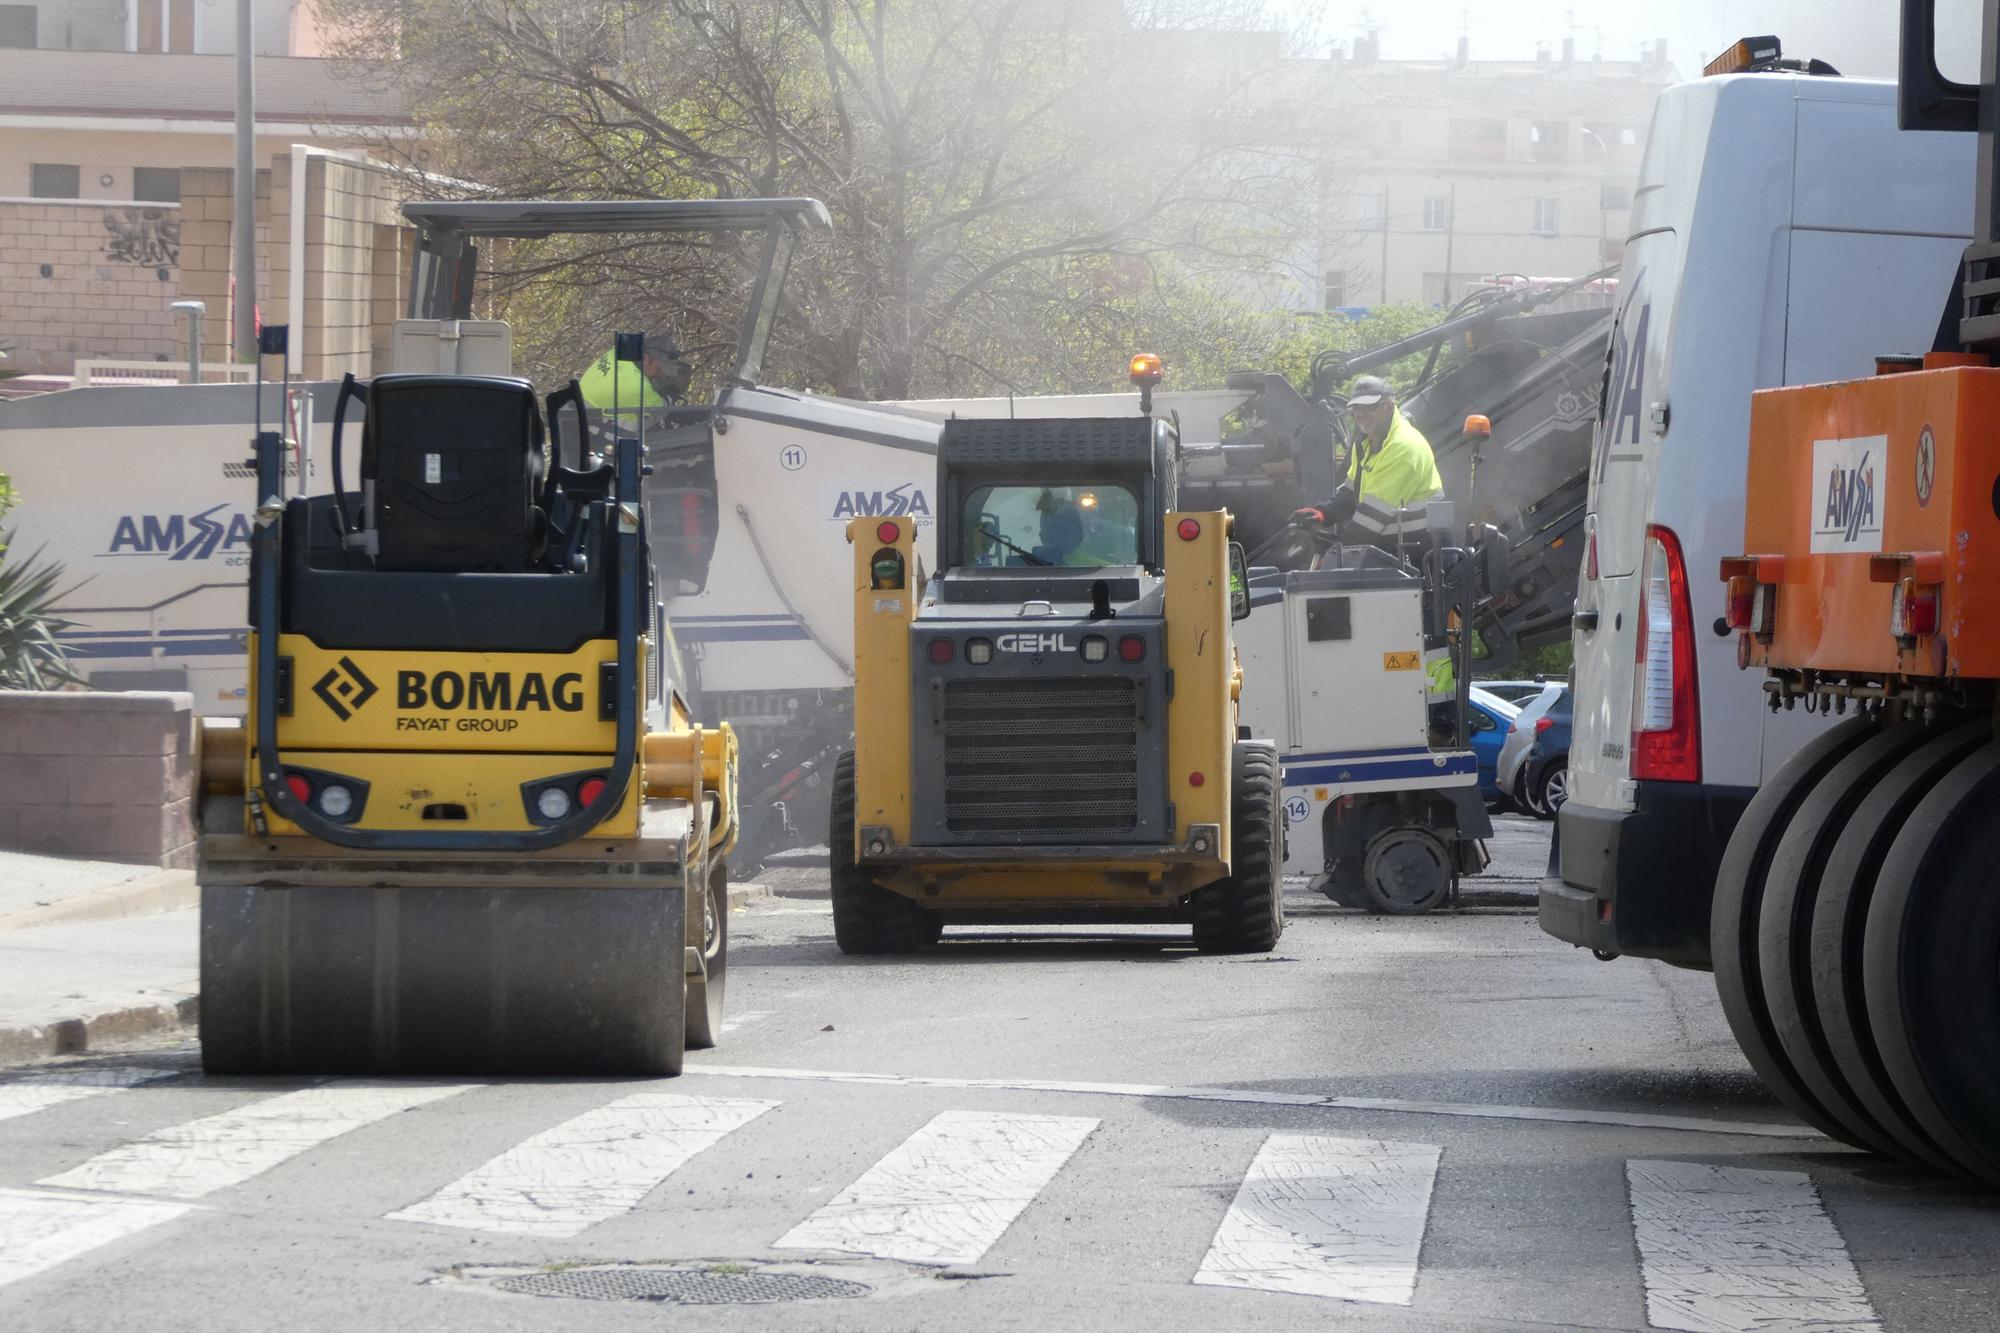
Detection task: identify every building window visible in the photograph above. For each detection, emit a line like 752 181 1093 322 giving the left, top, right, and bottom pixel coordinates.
1323 272 1347 311
133 167 182 202
1530 121 1569 163
1533 198 1560 237
1356 193 1385 232
1447 117 1507 162
0 4 35 48
30 164 81 199
1600 183 1632 211
1422 196 1451 232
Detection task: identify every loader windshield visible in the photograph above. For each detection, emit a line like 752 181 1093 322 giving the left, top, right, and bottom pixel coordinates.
963 483 1140 568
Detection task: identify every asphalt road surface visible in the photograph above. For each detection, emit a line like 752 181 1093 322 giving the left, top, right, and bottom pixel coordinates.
3 828 1996 1331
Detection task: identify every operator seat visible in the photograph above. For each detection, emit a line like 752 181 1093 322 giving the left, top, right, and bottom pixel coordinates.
360 375 547 573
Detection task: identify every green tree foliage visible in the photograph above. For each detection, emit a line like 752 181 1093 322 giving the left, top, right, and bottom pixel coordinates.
0 477 85 690
1269 303 1449 396
322 0 1332 399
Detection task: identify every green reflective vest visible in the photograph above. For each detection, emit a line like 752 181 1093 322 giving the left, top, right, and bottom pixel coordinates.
578 351 666 414
1349 409 1444 510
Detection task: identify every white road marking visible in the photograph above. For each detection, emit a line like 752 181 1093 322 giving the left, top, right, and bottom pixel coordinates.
693 1066 1823 1141
0 1187 190 1292
719 1009 774 1035
385 1093 778 1237
37 1083 473 1200
775 1109 1097 1266
0 1068 174 1124
1195 1134 1441 1305
1627 1159 1881 1333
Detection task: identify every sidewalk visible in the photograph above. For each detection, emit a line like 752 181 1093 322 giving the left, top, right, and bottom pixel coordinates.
0 849 201 1061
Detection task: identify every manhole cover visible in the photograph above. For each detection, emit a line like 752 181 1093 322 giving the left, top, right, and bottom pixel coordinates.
493 1266 871 1305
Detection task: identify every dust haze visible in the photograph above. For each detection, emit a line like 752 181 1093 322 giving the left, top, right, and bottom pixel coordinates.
1287 1 1983 81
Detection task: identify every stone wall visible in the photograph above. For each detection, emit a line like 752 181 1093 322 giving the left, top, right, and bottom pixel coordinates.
0 691 196 868
174 164 272 366
0 201 183 375
272 152 409 379
5 150 417 380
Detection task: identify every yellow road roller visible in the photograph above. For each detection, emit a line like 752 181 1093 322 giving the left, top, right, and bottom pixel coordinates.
196 329 736 1074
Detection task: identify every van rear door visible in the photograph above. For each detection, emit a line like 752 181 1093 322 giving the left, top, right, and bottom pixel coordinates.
1570 229 1678 812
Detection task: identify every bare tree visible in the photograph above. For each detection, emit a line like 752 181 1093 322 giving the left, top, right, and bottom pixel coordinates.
323 0 1328 397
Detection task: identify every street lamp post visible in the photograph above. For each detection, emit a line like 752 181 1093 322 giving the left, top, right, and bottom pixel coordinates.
1580 127 1610 266
231 0 256 360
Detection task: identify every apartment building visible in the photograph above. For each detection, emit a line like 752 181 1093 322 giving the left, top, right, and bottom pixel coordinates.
1316 36 1677 309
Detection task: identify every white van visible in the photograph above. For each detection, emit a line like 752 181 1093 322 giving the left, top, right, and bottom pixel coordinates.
1539 71 1972 966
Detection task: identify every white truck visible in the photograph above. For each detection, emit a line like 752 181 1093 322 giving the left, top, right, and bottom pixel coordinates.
1539 67 1974 966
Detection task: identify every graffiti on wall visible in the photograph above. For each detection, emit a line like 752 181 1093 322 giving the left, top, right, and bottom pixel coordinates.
103 208 179 267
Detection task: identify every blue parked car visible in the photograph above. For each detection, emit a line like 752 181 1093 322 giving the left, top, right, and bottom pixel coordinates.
1465 687 1520 807
1518 688 1572 819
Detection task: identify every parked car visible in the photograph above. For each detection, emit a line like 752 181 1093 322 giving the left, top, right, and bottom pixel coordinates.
1475 677 1552 707
1465 687 1520 808
1516 689 1572 820
1496 681 1567 808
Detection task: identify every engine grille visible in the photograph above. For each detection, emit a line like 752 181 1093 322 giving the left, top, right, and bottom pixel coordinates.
941 676 1141 838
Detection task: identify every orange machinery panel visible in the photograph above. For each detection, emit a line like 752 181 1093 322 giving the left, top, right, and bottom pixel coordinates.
1734 365 2000 681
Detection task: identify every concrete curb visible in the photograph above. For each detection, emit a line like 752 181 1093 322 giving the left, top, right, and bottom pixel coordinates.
728 881 774 909
0 868 198 934
0 995 197 1064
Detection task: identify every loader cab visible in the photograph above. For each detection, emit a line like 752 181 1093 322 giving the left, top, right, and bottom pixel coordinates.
935 415 1177 581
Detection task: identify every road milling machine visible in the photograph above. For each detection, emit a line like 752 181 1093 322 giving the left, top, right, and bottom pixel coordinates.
831 358 1284 953
1711 2 2000 1184
186 200 857 1074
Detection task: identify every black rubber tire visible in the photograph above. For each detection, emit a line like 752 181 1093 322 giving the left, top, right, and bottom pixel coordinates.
1192 742 1285 953
1361 825 1453 915
828 752 926 955
684 859 729 1050
1756 724 1936 1155
1865 740 2000 1186
1533 761 1567 820
1712 715 1878 1146
1813 722 1986 1174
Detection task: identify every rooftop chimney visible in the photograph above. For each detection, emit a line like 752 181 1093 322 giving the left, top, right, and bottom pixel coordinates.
1536 43 1552 65
1355 31 1379 65
1456 34 1469 66
1562 35 1575 64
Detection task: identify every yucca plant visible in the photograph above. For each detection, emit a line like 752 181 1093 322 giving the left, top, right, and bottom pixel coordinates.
0 535 86 690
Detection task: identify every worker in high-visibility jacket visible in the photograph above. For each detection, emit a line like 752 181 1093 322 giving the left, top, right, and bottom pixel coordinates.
578 339 692 432
1343 375 1443 510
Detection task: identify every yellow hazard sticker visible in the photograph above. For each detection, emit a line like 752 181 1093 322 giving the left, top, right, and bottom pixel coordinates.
1382 651 1421 671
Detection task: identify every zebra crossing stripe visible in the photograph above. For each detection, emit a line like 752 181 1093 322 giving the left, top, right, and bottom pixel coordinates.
0 1068 176 1125
1627 1160 1882 1333
0 1187 191 1292
1194 1134 1441 1305
36 1083 474 1201
774 1110 1098 1266
385 1093 779 1237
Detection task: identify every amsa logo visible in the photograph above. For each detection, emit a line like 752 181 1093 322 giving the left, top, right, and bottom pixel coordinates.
824 481 933 525
995 632 1074 654
104 503 253 561
1809 436 1886 554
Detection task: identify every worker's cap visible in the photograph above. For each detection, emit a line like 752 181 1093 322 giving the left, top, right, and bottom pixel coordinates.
1347 375 1393 407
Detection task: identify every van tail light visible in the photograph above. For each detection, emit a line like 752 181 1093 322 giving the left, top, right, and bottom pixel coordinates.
1584 518 1600 582
1891 578 1939 640
1633 524 1701 783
